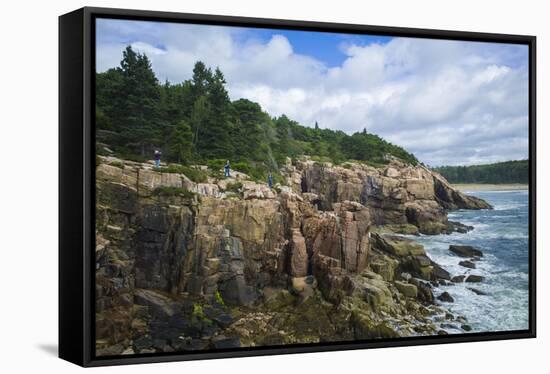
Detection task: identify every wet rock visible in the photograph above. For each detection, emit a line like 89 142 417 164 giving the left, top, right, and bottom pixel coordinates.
465 275 484 283
462 324 473 331
449 245 483 258
437 291 454 303
468 287 488 296
459 260 476 269
447 221 474 234
431 263 451 281
440 323 458 329
451 275 466 283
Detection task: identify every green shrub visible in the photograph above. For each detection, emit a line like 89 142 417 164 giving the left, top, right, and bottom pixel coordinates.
205 159 226 171
96 155 102 167
225 181 243 194
232 161 251 175
214 291 226 307
192 303 212 325
158 165 208 183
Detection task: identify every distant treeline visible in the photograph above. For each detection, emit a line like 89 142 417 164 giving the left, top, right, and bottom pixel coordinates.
434 160 528 184
95 45 418 181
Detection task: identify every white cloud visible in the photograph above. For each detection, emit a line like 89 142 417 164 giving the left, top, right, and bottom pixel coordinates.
96 20 529 166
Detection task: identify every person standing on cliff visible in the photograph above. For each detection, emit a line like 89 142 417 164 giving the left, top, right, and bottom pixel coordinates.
154 150 162 168
268 172 273 189
224 160 231 177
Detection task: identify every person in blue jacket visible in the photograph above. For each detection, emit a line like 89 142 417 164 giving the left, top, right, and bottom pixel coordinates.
224 160 231 177
268 172 273 189
154 150 162 168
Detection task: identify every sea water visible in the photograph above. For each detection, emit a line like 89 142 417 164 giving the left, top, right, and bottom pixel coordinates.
407 190 530 333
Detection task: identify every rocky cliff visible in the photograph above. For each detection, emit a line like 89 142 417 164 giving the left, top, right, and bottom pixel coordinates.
95 156 490 355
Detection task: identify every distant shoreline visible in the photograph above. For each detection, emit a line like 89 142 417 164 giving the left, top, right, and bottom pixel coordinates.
452 183 528 191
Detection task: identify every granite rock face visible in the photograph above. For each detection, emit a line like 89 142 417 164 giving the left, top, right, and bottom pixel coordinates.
289 158 491 235
95 156 489 355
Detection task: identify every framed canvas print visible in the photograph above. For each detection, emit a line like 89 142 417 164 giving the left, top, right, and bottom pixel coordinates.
59 6 536 367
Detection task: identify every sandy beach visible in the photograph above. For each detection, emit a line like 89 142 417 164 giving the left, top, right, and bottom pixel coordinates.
452 183 528 192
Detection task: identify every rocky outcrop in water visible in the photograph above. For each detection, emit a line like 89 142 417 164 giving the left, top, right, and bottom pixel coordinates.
95 156 490 355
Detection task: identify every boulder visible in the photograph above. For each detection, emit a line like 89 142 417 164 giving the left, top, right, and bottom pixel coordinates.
462 324 473 332
394 280 418 298
449 245 483 258
371 233 426 257
458 260 476 269
437 291 454 303
465 275 485 283
447 221 474 234
468 287 488 296
451 275 466 283
431 263 451 281
134 289 178 320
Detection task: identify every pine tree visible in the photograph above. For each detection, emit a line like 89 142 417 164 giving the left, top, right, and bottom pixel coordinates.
118 45 161 155
168 119 194 164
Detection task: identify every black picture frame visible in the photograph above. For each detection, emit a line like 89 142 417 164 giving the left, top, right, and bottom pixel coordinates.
59 6 537 367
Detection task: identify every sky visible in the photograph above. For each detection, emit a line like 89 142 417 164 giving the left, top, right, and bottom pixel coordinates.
96 18 529 167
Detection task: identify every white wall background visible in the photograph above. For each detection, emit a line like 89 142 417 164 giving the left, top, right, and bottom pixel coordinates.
0 0 546 372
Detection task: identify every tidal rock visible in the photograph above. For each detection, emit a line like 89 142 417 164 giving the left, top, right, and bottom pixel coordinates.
468 287 488 296
447 221 474 234
449 245 483 258
451 275 466 283
431 263 451 281
437 291 454 303
459 260 476 269
465 275 484 283
462 324 473 331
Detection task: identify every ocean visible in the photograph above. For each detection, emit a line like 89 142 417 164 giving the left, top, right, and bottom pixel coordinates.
407 189 530 333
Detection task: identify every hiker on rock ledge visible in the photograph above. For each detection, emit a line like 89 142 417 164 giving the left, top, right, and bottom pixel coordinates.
154 150 162 168
224 160 231 177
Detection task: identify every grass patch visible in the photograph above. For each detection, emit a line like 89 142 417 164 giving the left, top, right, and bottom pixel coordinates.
152 186 196 199
192 303 213 325
225 181 243 194
214 291 226 307
108 161 125 169
158 165 208 183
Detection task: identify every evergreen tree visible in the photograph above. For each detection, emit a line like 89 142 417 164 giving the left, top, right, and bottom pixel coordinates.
168 119 194 164
95 48 421 174
118 45 161 155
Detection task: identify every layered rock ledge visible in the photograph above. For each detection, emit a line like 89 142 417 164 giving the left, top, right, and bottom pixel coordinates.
95 156 491 355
